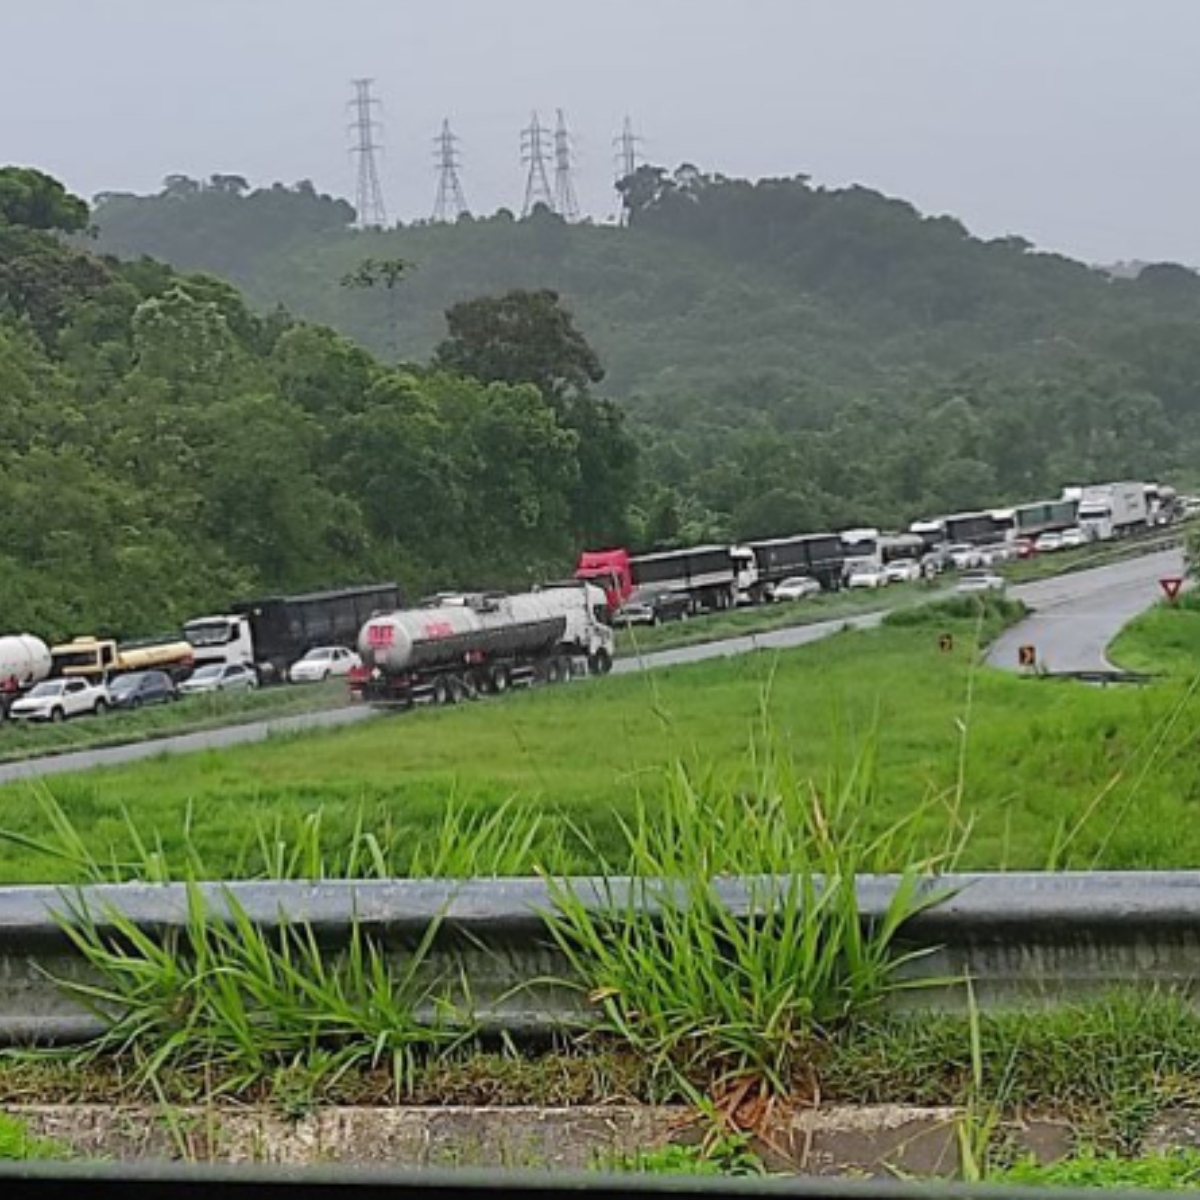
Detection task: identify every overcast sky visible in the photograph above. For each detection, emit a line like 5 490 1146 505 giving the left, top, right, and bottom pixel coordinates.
3 1 1195 263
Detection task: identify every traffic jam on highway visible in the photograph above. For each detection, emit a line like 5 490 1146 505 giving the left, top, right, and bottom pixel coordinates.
0 479 1188 726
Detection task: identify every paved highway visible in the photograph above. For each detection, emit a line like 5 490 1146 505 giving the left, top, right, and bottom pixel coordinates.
990 547 1183 673
0 549 1180 784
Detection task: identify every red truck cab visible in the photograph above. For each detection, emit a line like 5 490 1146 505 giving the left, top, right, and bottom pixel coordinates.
575 549 634 613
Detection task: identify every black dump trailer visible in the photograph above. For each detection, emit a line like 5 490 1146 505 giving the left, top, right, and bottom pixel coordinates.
748 534 845 595
233 583 402 682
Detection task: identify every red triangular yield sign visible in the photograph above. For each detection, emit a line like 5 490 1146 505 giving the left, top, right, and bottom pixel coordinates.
1161 577 1184 601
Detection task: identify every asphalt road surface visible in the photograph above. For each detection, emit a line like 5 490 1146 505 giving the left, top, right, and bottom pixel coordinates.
989 547 1184 674
0 550 1180 784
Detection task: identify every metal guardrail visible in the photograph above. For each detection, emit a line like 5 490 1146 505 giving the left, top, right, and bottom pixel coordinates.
1029 669 1159 686
2 872 1200 1043
0 1162 1183 1200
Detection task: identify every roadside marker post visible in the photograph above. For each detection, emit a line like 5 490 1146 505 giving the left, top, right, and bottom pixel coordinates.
1018 644 1037 669
938 633 954 653
1161 577 1184 603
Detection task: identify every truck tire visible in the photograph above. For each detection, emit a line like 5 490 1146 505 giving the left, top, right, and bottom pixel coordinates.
432 676 455 706
545 658 563 685
490 665 511 695
589 649 613 676
559 656 574 683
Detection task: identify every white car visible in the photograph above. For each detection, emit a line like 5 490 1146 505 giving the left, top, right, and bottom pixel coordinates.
1035 531 1064 553
847 564 889 589
1059 527 1089 550
883 559 922 584
178 663 258 696
289 646 362 683
945 543 982 570
957 571 1007 595
772 576 822 602
9 677 110 722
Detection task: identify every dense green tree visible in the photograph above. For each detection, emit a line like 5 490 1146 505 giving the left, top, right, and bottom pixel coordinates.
433 289 604 406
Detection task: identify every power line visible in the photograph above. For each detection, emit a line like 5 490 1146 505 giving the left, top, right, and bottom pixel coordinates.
520 111 556 217
348 78 388 230
553 109 581 223
432 119 470 222
613 116 644 226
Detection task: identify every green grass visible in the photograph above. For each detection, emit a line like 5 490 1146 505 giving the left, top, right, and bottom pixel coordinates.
615 581 941 657
999 1151 1200 1190
1109 595 1200 676
0 681 347 765
3 598 1200 881
0 1112 66 1161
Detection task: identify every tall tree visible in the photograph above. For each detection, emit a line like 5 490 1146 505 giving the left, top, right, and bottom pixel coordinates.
433 289 604 407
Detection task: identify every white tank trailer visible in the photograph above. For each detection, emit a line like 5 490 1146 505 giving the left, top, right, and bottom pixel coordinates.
0 634 52 718
0 635 52 689
354 582 614 707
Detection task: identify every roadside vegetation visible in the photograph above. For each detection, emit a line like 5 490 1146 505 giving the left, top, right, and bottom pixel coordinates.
6 595 1198 881
0 681 348 766
1108 593 1200 676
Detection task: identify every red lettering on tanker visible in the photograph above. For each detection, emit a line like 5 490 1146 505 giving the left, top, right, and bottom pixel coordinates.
367 624 394 648
423 621 455 639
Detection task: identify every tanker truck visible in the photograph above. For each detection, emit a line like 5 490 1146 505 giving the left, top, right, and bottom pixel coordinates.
0 635 52 719
351 582 614 708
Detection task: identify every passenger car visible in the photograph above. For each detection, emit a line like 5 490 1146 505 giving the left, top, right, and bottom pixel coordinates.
108 670 176 710
1059 527 1089 549
9 678 110 722
177 663 258 696
289 646 361 683
883 559 922 584
1035 532 1064 553
772 576 821 602
846 564 889 589
956 571 1007 595
615 587 691 626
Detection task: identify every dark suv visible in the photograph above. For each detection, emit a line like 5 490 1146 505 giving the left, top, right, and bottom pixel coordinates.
108 670 176 710
616 587 691 626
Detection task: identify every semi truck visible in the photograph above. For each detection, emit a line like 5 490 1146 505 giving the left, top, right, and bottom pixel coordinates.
576 545 756 613
49 636 195 683
747 534 845 596
185 583 402 682
1066 483 1148 541
352 582 613 708
1013 498 1079 541
840 528 882 570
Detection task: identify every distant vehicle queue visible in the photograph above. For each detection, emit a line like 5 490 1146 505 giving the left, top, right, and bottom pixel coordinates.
0 479 1186 724
575 480 1184 615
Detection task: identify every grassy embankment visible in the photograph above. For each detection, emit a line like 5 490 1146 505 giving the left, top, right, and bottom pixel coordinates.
0 681 348 766
5 596 1200 1171
5 596 1200 882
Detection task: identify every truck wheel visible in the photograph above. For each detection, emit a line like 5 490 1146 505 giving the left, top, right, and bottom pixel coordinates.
432 677 454 706
590 649 613 676
545 658 563 685
491 666 510 694
559 656 574 683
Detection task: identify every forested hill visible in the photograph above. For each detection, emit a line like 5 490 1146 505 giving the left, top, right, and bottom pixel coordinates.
0 168 631 639
94 168 1200 541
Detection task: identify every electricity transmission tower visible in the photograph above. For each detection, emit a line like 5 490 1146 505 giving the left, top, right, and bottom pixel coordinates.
432 119 470 222
553 109 581 222
348 78 388 229
520 112 556 217
613 116 644 225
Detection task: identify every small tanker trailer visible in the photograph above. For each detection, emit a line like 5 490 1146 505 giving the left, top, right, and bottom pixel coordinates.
352 581 614 707
0 635 52 719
